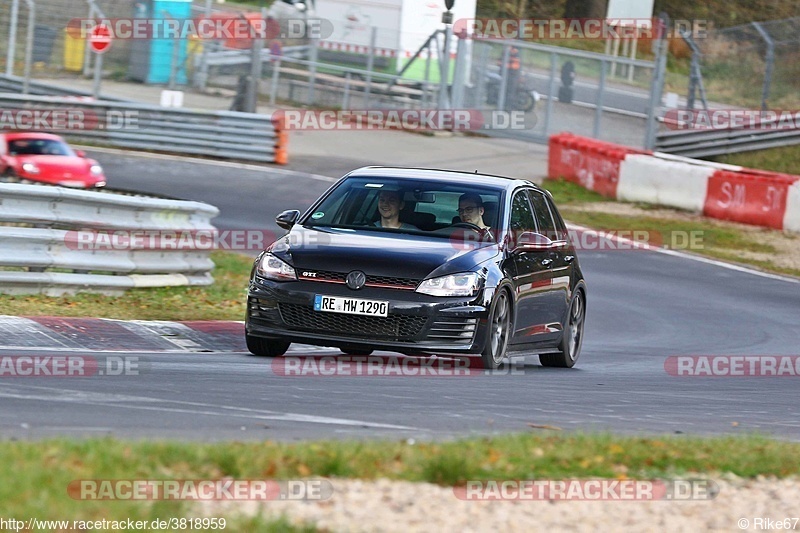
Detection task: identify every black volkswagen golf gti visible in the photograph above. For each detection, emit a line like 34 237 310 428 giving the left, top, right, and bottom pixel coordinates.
245 167 586 369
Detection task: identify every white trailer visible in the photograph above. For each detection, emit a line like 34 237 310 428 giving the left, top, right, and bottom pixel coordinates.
270 0 477 70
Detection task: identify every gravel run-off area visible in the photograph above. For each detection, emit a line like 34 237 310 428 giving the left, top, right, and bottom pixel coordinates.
202 476 800 532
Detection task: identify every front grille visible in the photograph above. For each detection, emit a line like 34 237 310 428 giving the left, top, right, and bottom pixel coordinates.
279 303 427 339
296 269 419 290
426 317 478 344
366 275 418 289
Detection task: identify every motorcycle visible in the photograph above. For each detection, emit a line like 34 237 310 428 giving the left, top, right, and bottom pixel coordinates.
483 69 541 112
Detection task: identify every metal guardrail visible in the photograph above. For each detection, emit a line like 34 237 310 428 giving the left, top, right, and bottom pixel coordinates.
0 93 281 163
655 114 800 157
204 46 309 67
0 74 130 101
0 183 219 295
655 125 800 158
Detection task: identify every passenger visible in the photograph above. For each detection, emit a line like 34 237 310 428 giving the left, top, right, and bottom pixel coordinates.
457 192 490 230
375 190 418 230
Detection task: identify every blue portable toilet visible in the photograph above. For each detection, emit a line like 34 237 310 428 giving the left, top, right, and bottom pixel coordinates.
128 0 193 85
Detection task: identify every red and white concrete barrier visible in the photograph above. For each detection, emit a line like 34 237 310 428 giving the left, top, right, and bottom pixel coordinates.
785 182 800 233
548 133 800 232
547 134 647 199
704 169 798 230
618 153 718 212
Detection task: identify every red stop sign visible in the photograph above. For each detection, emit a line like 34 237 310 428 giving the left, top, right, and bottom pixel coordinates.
88 24 112 54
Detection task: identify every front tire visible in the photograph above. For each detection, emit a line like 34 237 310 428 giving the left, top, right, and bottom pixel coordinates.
481 290 511 370
246 334 290 357
540 289 585 368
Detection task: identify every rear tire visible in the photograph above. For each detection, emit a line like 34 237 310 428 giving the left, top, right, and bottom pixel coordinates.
481 290 511 370
515 91 535 112
246 334 290 357
540 290 585 368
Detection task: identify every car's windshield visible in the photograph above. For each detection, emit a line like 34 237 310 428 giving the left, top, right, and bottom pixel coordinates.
8 138 76 157
304 177 503 238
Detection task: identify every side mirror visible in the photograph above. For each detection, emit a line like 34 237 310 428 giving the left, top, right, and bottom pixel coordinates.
511 231 565 252
276 209 300 230
75 150 86 158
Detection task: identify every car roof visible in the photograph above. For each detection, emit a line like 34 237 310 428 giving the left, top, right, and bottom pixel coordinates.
345 166 540 192
1 132 66 141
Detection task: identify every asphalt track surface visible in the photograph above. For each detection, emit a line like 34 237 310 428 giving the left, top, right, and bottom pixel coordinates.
2 151 799 441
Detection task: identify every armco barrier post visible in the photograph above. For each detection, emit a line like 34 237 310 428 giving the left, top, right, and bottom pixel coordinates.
272 116 288 165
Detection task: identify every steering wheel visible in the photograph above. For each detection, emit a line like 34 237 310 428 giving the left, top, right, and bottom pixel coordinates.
451 222 484 233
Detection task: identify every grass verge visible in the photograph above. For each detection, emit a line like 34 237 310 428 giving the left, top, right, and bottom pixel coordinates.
1 433 798 521
711 144 800 176
0 251 253 321
542 179 800 278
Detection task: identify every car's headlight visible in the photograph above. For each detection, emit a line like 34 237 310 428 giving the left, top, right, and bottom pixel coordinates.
256 253 297 281
416 272 482 297
90 164 103 175
21 162 40 175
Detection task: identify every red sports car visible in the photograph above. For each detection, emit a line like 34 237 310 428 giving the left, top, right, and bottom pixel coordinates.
0 132 106 188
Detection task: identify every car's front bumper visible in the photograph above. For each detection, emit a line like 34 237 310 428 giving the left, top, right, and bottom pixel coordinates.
245 276 493 355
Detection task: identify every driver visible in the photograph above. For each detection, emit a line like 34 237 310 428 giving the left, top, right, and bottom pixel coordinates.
457 193 490 230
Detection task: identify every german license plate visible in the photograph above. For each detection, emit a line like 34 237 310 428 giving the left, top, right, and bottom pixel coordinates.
314 295 389 317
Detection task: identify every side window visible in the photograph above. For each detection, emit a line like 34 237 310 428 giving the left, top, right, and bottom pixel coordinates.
510 191 536 233
545 194 569 241
527 190 558 240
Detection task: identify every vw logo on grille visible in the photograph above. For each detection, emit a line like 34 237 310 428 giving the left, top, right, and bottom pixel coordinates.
346 270 367 290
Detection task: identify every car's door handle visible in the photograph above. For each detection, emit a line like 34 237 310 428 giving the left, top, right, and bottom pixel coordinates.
541 258 553 267
564 255 575 264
